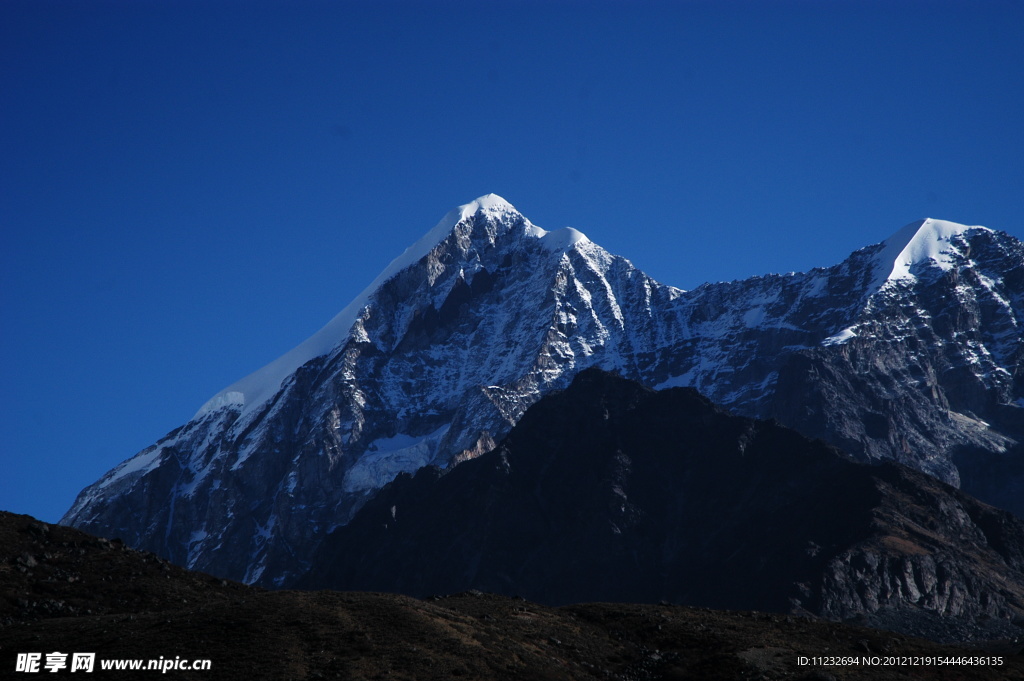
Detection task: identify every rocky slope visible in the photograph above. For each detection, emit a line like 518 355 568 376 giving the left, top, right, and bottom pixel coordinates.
62 196 1024 586
3 512 1023 680
305 370 1024 642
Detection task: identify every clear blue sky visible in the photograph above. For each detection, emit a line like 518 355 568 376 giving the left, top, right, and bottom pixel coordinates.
3 0 1022 523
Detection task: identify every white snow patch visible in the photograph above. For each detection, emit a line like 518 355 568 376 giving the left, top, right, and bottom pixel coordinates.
186 529 209 568
197 391 244 413
977 272 1013 311
255 514 277 541
96 445 166 490
743 307 766 328
803 274 828 298
655 373 694 390
539 226 589 252
822 326 858 346
229 441 259 472
244 564 266 584
342 425 450 493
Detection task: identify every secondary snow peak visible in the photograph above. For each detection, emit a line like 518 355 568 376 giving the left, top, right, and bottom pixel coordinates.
869 217 992 290
539 226 590 252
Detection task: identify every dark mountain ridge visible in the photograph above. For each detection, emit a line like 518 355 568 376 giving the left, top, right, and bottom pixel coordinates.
304 369 1024 642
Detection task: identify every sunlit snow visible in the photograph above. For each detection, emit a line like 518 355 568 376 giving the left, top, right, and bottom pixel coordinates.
822 326 858 345
95 444 166 489
870 218 992 290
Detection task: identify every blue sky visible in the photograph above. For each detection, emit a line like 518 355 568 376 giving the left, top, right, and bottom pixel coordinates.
2 0 1023 523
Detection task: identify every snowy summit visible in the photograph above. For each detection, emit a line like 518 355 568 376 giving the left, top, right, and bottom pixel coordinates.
195 194 588 419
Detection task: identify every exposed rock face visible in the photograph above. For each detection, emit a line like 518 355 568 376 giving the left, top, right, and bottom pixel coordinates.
764 227 1024 485
816 465 1024 623
62 197 1023 586
304 370 1024 640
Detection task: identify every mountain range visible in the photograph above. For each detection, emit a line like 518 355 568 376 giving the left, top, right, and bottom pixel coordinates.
62 195 1024 589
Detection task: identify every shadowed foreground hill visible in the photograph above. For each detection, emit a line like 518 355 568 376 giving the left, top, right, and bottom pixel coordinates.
304 370 1024 643
2 513 1023 680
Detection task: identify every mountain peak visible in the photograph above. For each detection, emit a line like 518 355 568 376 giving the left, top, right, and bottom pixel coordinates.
465 193 516 214
438 194 520 232
194 194 531 419
869 217 991 289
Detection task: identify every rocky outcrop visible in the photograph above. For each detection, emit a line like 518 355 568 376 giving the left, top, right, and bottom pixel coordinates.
765 228 1024 487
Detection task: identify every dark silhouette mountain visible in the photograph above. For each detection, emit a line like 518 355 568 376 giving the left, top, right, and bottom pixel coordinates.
3 510 1023 679
304 370 1024 642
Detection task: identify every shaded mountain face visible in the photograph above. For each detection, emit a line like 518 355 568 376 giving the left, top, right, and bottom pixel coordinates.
62 196 1024 586
7 513 1023 679
304 370 1024 642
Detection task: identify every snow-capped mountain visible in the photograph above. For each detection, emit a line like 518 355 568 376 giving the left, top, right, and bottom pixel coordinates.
62 195 1024 586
